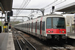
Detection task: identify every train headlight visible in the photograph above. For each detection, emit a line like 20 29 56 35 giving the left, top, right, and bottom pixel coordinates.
48 31 50 33
62 31 64 33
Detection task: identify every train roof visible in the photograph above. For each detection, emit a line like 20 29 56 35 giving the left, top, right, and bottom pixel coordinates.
14 14 64 25
30 14 63 19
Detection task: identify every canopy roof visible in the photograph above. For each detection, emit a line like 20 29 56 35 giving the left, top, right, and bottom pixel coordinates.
0 0 13 13
56 2 75 13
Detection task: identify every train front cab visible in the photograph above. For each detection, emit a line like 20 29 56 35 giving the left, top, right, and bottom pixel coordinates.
46 17 67 40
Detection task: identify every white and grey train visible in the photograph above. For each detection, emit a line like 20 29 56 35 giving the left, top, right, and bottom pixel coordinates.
14 14 67 40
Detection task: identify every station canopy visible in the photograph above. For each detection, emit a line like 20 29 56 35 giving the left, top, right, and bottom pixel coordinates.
56 2 75 14
0 0 13 13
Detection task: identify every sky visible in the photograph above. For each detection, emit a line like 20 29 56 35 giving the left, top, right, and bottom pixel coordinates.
0 0 75 21
12 0 75 15
12 0 75 21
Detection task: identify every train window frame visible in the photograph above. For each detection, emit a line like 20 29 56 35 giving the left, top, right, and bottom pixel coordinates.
35 21 37 32
31 22 33 32
42 21 45 31
40 21 42 34
37 22 39 29
46 17 66 29
46 17 52 29
53 17 66 29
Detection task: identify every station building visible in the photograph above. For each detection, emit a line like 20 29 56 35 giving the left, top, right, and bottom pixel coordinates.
63 14 75 33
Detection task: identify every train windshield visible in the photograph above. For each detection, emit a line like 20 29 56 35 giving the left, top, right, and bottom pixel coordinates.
46 18 52 28
46 17 65 29
53 18 65 29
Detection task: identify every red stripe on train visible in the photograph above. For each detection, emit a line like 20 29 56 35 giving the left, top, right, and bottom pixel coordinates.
46 29 66 34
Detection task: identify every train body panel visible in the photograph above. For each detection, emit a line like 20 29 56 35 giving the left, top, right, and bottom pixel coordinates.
46 29 66 34
14 14 67 40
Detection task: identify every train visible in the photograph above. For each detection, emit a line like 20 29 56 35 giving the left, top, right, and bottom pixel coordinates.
14 14 67 40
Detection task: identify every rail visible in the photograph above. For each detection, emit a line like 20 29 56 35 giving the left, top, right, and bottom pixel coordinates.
19 33 37 50
15 34 23 50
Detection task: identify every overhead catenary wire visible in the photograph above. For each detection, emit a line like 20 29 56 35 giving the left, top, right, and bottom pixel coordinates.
43 0 58 8
13 0 31 22
55 0 66 6
16 0 30 16
44 0 66 9
16 0 31 21
13 0 66 22
43 0 66 14
13 0 27 21
28 0 58 18
28 0 67 19
16 0 26 15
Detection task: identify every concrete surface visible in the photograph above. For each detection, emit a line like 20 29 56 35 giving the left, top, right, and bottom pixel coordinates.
67 33 75 39
7 33 15 50
0 32 15 50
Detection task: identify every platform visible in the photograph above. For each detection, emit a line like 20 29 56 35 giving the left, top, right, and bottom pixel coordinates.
67 33 75 39
0 32 15 50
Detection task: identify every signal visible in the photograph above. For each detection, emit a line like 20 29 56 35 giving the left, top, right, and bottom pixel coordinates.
7 12 10 22
7 11 13 22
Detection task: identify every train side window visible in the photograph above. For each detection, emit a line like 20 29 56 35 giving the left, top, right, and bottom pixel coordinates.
22 24 23 27
46 18 52 28
33 23 34 29
42 22 45 31
23 24 24 27
25 23 26 27
26 23 27 27
32 22 33 29
29 23 30 28
37 22 39 29
35 22 37 30
34 23 35 29
33 23 34 28
27 23 28 28
28 23 29 28
26 24 27 28
30 23 31 28
33 23 35 29
25 24 26 27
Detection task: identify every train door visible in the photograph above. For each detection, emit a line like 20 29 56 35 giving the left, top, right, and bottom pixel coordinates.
35 22 37 34
31 22 33 33
40 21 42 35
29 23 30 31
42 21 45 35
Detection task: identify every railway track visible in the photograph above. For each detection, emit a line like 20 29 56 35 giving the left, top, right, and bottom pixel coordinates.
12 28 75 50
13 29 36 50
15 33 22 50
